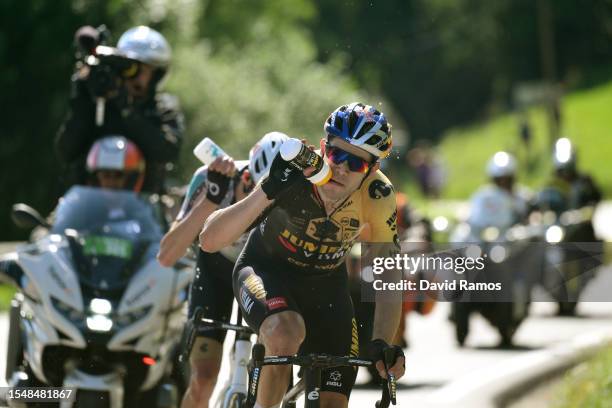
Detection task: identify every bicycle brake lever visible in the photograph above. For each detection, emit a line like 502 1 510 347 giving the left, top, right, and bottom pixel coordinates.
181 307 205 363
383 347 397 405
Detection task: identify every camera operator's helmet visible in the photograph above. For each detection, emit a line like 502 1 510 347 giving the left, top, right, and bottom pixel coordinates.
117 26 171 88
86 136 146 192
249 132 290 184
552 137 577 172
486 151 517 178
324 102 392 160
117 26 171 68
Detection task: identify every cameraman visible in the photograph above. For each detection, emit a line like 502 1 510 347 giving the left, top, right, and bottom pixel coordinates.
55 25 184 194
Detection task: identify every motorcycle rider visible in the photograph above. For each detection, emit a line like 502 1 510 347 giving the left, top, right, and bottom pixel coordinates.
86 135 146 192
467 151 529 235
157 132 289 408
27 135 146 243
545 137 602 210
451 151 532 347
56 25 183 194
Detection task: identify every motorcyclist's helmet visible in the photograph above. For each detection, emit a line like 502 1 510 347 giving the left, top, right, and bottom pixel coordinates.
486 151 517 178
249 132 290 184
117 26 171 86
552 137 577 173
86 136 146 192
324 102 392 160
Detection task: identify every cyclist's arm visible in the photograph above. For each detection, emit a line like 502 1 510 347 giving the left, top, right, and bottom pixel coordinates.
365 179 405 379
200 186 272 253
362 173 402 343
371 243 402 343
158 196 217 267
158 168 210 267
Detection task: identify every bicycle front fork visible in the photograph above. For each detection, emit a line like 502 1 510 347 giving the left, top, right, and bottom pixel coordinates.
303 367 322 408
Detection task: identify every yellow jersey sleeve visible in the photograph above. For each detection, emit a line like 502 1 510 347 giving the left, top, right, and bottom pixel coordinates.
360 170 399 247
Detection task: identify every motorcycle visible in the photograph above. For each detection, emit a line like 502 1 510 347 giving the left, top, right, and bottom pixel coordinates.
448 223 539 348
534 210 601 315
534 187 602 315
0 186 194 407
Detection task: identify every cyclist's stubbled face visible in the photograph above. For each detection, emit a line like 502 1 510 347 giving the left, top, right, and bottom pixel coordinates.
318 138 377 201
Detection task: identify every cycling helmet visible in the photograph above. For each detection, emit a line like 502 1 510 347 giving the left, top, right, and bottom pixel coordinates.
249 132 289 184
324 102 392 159
553 137 576 171
486 151 517 178
86 136 146 192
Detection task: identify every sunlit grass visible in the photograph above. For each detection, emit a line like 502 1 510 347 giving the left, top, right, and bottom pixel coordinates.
0 284 16 312
553 345 612 408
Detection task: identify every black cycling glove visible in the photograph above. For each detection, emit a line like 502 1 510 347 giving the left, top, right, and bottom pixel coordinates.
206 170 231 205
366 339 405 370
260 152 303 200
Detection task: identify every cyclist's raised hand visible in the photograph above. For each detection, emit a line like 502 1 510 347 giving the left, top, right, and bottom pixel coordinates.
261 150 304 199
206 155 235 205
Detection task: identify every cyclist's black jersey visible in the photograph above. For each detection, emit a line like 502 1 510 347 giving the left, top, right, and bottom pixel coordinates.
247 170 398 273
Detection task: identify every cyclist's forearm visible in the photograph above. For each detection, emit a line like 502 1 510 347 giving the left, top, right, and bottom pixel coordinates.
371 243 402 342
372 294 402 343
158 199 217 266
200 187 272 253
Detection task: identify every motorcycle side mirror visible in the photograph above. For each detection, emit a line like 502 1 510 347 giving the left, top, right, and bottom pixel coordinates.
11 203 51 230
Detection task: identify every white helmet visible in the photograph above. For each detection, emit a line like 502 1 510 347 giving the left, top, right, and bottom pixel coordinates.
117 26 171 69
249 132 290 184
486 151 517 178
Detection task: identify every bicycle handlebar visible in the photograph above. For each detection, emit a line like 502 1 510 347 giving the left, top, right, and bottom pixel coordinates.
196 317 255 335
180 307 254 363
248 344 397 407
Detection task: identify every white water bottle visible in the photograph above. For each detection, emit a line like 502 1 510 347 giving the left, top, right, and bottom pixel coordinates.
280 138 332 185
193 137 228 166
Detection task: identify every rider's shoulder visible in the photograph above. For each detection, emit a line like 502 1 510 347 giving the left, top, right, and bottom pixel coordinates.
361 169 396 203
192 165 208 178
187 166 208 187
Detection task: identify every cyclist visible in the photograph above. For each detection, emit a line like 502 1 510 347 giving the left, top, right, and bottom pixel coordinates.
200 102 406 408
157 132 289 408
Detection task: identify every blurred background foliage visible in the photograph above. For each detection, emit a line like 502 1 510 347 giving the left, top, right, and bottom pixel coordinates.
2 0 612 239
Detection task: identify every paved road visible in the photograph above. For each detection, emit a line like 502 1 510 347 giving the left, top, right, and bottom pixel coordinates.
1 267 612 407
7 299 607 406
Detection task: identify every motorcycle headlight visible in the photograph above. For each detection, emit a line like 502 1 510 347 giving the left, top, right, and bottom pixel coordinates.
465 244 482 259
489 245 507 263
86 314 113 332
51 296 84 321
432 216 449 232
482 227 500 242
89 298 112 315
545 225 564 243
115 305 152 329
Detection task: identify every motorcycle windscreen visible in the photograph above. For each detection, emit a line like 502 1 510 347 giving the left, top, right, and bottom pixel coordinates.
51 186 163 290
